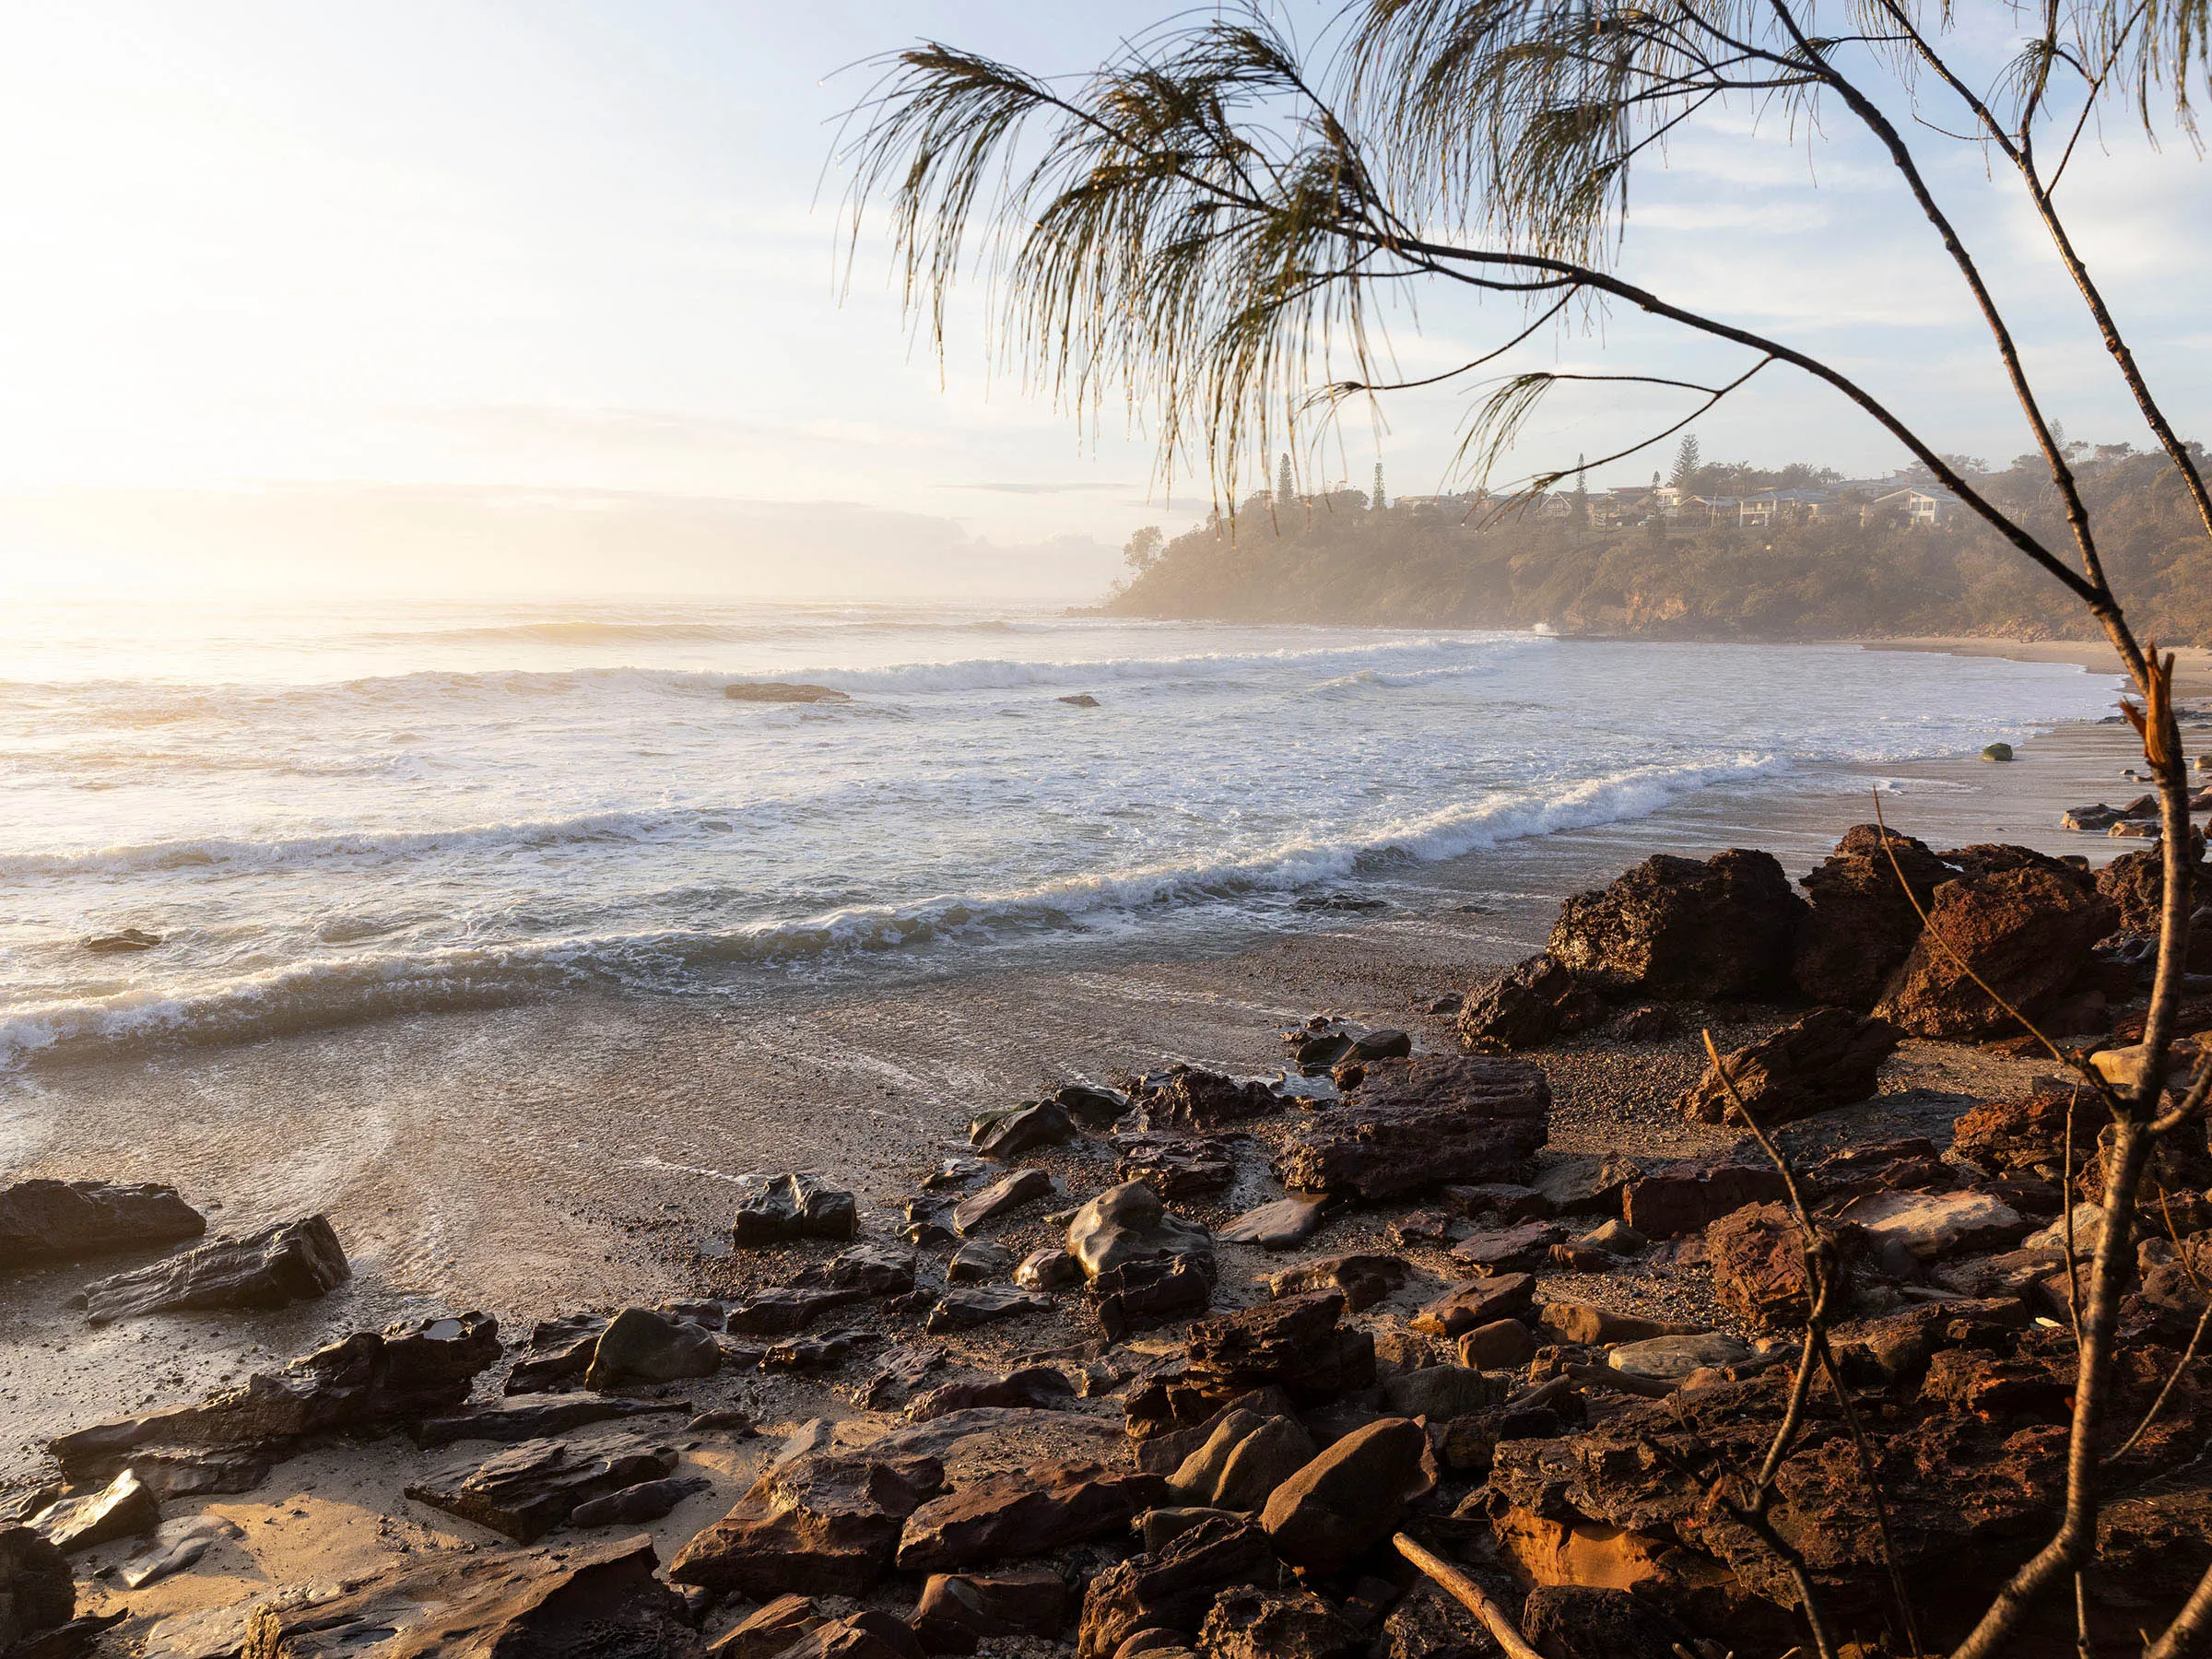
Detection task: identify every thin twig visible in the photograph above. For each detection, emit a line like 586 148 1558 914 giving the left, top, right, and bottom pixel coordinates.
1394 1533 1544 1659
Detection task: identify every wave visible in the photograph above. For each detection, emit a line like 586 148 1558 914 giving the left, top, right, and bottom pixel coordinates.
0 747 1780 1070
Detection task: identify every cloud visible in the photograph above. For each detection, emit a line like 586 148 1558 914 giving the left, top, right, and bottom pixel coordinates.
939 479 1135 495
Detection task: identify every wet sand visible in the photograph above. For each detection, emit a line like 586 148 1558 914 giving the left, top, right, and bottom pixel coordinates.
0 641 2164 1489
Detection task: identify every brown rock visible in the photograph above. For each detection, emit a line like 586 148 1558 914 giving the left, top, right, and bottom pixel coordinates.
898 1464 1171 1571
1077 1516 1277 1659
402 1433 677 1544
1115 1136 1237 1199
1874 865 2118 1039
905 1367 1073 1423
773 1610 927 1659
925 1286 1051 1334
669 1451 945 1598
1196 1585 1362 1659
1707 1204 1859 1331
1275 1056 1549 1201
1455 952 1606 1054
1621 1158 1787 1239
1677 1008 1900 1126
1456 1319 1537 1370
1260 1418 1433 1575
970 1102 1077 1160
1265 1253 1407 1313
1448 1221 1564 1274
732 1174 857 1246
1520 1585 1699 1659
1136 1070 1281 1133
1535 1303 1677 1347
1411 1274 1535 1339
953 1169 1054 1235
2098 840 2206 936
724 1285 872 1338
78 1215 348 1324
1170 1413 1318 1512
912 1566 1068 1650
1184 1292 1375 1406
712 1594 825 1658
1548 849 1805 1000
0 1180 206 1271
1790 824 1951 1007
29 1470 158 1554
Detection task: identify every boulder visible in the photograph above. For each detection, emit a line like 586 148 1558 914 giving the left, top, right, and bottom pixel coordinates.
1410 1274 1535 1339
118 1513 245 1590
669 1451 946 1598
1184 1293 1375 1407
1076 1516 1277 1659
733 1175 858 1246
80 1215 350 1324
1848 1188 2030 1263
1520 1585 1700 1659
898 1463 1170 1571
814 1242 920 1295
1068 1182 1214 1281
947 1241 1014 1283
1217 1197 1326 1251
503 1313 606 1395
1457 1319 1537 1370
1055 1083 1133 1126
585 1308 722 1390
1708 1204 1855 1331
1547 849 1805 1000
1170 1413 1318 1512
1790 825 1951 1007
1135 1070 1281 1133
970 1103 1077 1160
1607 1333 1755 1383
1015 1248 1084 1290
1093 1257 1217 1340
905 1367 1073 1424
1873 865 2118 1039
1448 1221 1564 1274
1535 1303 1677 1347
1952 1084 2106 1176
415 1393 688 1449
778 1611 927 1659
0 1179 205 1268
1455 953 1606 1054
2098 841 2206 936
568 1474 710 1527
714 1594 827 1659
1196 1585 1363 1659
1382 1366 1508 1421
1265 1253 1406 1313
1533 1154 1649 1217
1374 1583 1494 1659
925 1287 1051 1334
1677 1008 1900 1126
0 1527 73 1653
1114 1136 1237 1199
912 1566 1068 1649
402 1432 678 1543
1621 1157 1787 1238
1275 1056 1549 1201
239 1533 694 1657
725 1285 871 1338
953 1169 1053 1235
1260 1418 1433 1575
1284 1021 1413 1075
29 1470 159 1554
52 1312 500 1483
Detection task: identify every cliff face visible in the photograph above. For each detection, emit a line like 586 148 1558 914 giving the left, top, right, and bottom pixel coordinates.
1103 454 2212 643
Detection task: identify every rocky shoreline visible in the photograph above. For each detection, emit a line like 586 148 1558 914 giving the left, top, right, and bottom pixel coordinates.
3 811 2209 1659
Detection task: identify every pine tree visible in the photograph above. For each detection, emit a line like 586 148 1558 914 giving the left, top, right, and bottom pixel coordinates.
1571 454 1590 525
1670 434 1702 491
1277 453 1295 509
1371 461 1385 511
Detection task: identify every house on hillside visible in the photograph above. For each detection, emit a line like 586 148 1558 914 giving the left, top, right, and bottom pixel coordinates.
1861 487 1955 528
1591 487 1658 526
1737 488 1840 528
1671 494 1742 525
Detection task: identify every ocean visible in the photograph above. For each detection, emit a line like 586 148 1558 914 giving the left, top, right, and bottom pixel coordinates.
0 596 2122 1072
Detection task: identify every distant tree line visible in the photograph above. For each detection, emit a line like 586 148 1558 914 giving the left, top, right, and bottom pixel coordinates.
1103 444 2212 642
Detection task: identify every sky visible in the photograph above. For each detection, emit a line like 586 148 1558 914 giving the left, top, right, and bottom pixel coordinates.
0 1 2206 598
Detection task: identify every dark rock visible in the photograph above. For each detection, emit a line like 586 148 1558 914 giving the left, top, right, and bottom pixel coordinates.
2098 841 2207 936
1169 1412 1318 1512
1197 1585 1363 1659
1374 1581 1499 1659
712 1594 826 1659
1068 1182 1214 1280
1055 1083 1133 1126
1457 1319 1537 1371
926 1286 1050 1334
1076 1516 1277 1659
670 1450 946 1598
79 1213 348 1324
726 1285 872 1338
53 1312 500 1483
0 1527 74 1653
912 1565 1068 1650
733 1175 857 1246
1621 1157 1788 1238
897 1463 1170 1571
1185 1292 1375 1407
860 1344 948 1410
503 1313 606 1395
0 1179 205 1268
1548 849 1805 1000
1275 1055 1549 1201
1016 1248 1084 1290
1059 693 1102 708
29 1471 158 1554
971 1103 1077 1160
1260 1418 1433 1575
1791 824 1952 1007
1410 1274 1535 1338
586 1307 722 1389
414 1393 688 1448
569 1474 711 1527
1608 1003 1675 1042
1531 1154 1649 1217
813 1242 920 1295
778 1610 927 1659
1265 1253 1406 1313
1218 1197 1326 1250
1135 1070 1281 1133
765 1329 872 1371
1874 865 2119 1038
1708 1203 1859 1330
403 1432 678 1543
906 1366 1073 1423
83 927 161 953
1115 1136 1237 1199
1455 953 1606 1054
947 1241 1014 1283
240 1532 694 1656
1386 1210 1462 1248
1952 1085 2102 1175
1448 1221 1564 1274
953 1169 1053 1235
1094 1256 1217 1340
1678 1008 1900 1126
921 1159 983 1193
1520 1585 1699 1659
1382 1366 1509 1421
1443 1182 1548 1221
726 681 851 702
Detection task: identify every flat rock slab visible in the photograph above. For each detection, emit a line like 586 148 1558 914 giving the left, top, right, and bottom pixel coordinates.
1848 1188 2030 1261
411 1394 688 1449
403 1433 678 1543
0 1180 205 1269
724 1285 871 1338
954 1169 1053 1236
1275 1056 1549 1200
1607 1333 1756 1382
1449 1220 1566 1273
669 1451 945 1599
120 1514 244 1590
896 1464 1170 1571
30 1470 159 1554
1410 1273 1536 1338
237 1533 694 1657
81 1215 349 1324
925 1286 1050 1334
1218 1197 1326 1251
